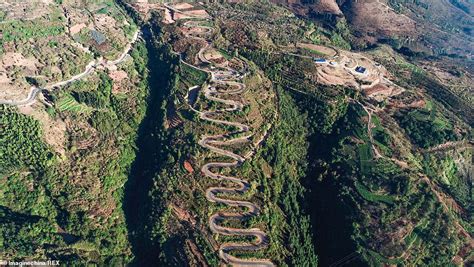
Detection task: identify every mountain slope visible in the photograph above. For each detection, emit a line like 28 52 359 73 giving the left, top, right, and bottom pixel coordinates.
272 0 474 59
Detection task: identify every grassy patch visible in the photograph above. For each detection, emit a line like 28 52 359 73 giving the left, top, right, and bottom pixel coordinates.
218 48 233 60
0 106 54 175
358 144 373 175
354 181 395 205
404 219 429 247
366 249 405 265
57 94 91 113
180 63 208 87
300 47 327 57
396 109 457 148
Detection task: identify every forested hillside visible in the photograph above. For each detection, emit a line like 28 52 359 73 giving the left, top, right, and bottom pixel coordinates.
0 1 149 260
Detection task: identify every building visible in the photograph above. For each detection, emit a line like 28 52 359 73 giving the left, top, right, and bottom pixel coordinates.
355 66 367 74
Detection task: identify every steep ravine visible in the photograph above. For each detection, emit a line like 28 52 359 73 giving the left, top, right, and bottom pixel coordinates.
290 91 365 267
122 21 180 265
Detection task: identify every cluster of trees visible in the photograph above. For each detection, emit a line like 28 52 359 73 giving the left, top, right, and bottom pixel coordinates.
213 2 307 48
242 46 361 265
396 109 457 148
411 71 473 126
37 40 153 263
0 106 54 176
248 87 318 266
125 9 319 265
330 19 352 50
0 206 60 259
242 48 352 135
423 153 472 213
245 38 468 264
0 107 60 259
72 73 112 109
197 83 317 265
0 22 63 44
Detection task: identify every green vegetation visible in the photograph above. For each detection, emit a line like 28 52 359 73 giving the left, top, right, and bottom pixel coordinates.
213 2 306 47
121 7 319 264
357 144 373 175
330 32 351 51
0 21 63 45
218 48 232 60
241 87 317 266
0 206 60 259
354 182 395 205
396 108 457 148
0 106 54 177
422 152 472 212
0 106 61 258
0 37 152 262
372 116 393 157
72 73 113 109
309 103 466 266
3 1 471 265
0 10 6 21
180 63 208 87
366 249 405 265
121 19 188 266
57 94 91 113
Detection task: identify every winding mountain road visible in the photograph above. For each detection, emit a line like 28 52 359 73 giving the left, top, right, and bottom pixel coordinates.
174 13 275 267
0 30 139 106
0 87 42 106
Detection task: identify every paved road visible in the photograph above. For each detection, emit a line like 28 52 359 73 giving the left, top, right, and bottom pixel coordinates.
176 16 275 267
1 30 140 106
0 87 42 106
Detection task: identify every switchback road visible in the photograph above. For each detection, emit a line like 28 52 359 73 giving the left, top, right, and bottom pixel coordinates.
173 11 275 267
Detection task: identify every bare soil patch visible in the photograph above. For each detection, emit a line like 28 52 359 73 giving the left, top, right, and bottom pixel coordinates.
171 3 194 10
18 104 67 156
185 10 209 18
70 23 87 35
363 83 404 101
109 70 128 82
1 52 39 71
162 8 174 24
296 43 337 57
348 0 417 43
204 49 227 65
